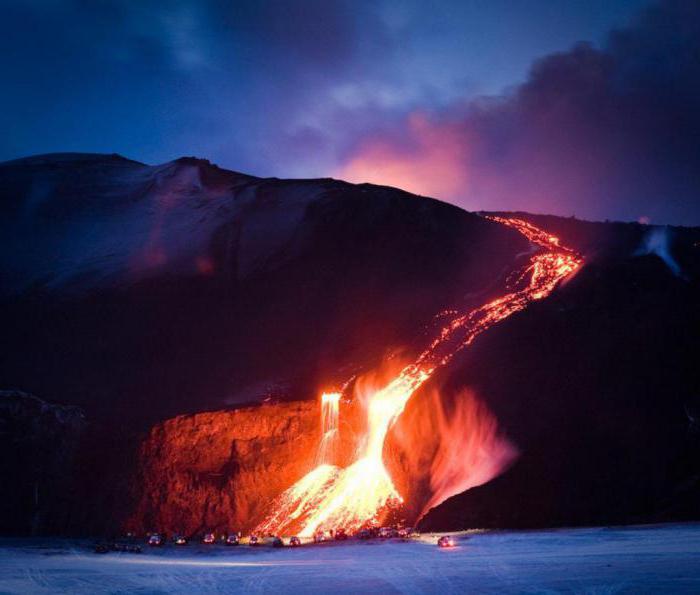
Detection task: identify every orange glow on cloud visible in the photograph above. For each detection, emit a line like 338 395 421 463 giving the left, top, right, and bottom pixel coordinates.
336 112 469 199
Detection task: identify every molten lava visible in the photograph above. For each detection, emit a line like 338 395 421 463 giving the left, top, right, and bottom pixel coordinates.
316 392 340 465
256 217 582 537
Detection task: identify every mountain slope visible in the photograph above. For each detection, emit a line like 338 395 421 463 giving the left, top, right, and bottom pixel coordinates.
2 153 699 535
0 153 527 425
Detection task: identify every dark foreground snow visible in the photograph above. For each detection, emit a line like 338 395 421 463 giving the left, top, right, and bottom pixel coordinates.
1 524 699 593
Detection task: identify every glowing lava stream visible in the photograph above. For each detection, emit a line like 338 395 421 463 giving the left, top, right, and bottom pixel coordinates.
316 392 340 465
256 217 582 537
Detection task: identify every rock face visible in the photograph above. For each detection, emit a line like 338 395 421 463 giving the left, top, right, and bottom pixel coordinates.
0 391 86 535
128 401 319 534
128 396 370 535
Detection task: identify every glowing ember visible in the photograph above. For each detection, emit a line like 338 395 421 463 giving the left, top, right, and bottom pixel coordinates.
256 217 582 537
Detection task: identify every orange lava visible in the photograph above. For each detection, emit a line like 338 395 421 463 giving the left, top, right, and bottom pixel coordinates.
316 392 341 465
256 216 582 537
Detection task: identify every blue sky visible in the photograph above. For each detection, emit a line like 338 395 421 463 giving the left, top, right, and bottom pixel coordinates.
1 0 647 173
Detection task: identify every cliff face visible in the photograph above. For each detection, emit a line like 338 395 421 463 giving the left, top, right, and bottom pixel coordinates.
128 395 377 535
128 401 320 534
0 391 86 535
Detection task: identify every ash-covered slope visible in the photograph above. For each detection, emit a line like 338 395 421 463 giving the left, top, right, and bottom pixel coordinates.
409 217 700 530
0 153 526 426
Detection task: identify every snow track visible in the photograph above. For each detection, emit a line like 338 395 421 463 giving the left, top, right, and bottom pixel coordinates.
1 524 700 593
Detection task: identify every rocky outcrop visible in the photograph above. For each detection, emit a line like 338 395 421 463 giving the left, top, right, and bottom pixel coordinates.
128 391 378 536
0 391 86 534
128 401 322 534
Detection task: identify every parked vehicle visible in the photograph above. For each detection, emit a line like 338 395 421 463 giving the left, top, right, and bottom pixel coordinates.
437 535 456 548
289 536 301 547
147 533 164 546
173 535 188 546
202 532 216 544
272 536 284 548
313 531 327 543
114 543 142 553
95 542 142 554
334 528 348 541
249 535 259 546
225 534 239 546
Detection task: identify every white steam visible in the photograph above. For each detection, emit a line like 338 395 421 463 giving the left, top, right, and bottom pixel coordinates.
636 226 682 276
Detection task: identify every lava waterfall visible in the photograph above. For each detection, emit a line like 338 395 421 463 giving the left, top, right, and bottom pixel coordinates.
254 217 582 536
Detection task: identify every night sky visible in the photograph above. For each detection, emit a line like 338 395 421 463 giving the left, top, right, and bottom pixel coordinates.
3 0 699 224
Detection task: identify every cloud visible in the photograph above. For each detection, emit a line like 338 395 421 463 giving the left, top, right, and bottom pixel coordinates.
337 112 470 198
5 0 696 223
334 0 700 224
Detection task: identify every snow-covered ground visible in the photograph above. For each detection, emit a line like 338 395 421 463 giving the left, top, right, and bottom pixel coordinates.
1 524 699 593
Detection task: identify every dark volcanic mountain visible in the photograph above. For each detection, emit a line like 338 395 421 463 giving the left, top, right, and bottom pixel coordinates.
1 153 699 535
0 153 524 426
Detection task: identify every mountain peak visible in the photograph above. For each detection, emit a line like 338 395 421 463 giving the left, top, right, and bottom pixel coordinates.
0 152 144 168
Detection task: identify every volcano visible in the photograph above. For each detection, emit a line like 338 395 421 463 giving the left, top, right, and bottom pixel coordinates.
1 153 699 536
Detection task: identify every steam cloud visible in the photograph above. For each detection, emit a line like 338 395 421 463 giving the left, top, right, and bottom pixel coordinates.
416 390 518 521
636 226 682 276
388 387 518 523
337 0 700 225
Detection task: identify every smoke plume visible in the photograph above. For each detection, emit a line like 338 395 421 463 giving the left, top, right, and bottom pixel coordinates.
338 1 700 225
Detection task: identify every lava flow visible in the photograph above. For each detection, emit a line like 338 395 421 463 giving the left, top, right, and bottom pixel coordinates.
316 392 340 465
255 217 582 537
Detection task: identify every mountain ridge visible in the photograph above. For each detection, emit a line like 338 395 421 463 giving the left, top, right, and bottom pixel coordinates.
1 152 698 535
